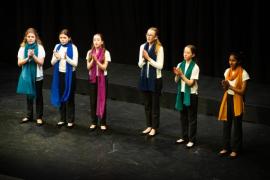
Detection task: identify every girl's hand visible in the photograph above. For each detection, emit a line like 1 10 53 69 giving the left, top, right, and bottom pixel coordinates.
173 67 183 76
93 54 98 62
88 55 93 62
28 49 34 57
143 50 150 61
173 67 178 75
221 80 229 90
53 51 61 60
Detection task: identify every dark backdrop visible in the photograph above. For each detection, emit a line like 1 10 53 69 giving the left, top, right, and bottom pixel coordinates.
1 0 269 83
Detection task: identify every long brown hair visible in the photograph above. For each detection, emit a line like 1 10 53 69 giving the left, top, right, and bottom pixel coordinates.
20 27 42 47
148 27 162 55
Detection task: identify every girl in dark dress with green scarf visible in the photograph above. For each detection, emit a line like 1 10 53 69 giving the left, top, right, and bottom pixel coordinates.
173 45 199 148
17 27 45 126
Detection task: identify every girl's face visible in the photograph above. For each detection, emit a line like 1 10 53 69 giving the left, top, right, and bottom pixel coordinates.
229 55 238 69
59 34 70 45
183 47 194 61
26 32 36 44
146 29 156 44
93 35 103 48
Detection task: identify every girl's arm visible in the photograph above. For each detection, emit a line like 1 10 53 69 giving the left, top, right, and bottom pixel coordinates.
173 67 180 83
229 80 247 96
95 59 108 71
51 53 59 65
51 45 60 66
175 75 180 83
173 66 195 86
33 55 44 66
33 46 45 66
145 47 164 70
66 45 78 67
87 58 94 70
18 57 29 67
179 75 196 87
138 44 145 68
86 50 94 70
177 64 199 87
17 47 28 67
95 50 110 71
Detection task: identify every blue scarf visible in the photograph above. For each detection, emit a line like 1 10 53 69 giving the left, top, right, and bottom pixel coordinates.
175 60 195 111
51 43 73 107
138 43 157 92
16 43 38 99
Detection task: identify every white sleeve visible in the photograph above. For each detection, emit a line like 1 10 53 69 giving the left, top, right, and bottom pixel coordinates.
86 50 91 61
190 64 199 80
105 50 111 62
149 46 164 70
242 70 250 81
38 45 45 58
17 47 25 59
224 68 230 78
51 44 58 66
138 44 145 68
66 44 78 67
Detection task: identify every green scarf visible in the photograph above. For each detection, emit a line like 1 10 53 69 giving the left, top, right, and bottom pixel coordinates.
16 43 38 99
175 60 195 111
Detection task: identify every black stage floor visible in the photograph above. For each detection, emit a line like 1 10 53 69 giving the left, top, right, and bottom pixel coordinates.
0 62 270 180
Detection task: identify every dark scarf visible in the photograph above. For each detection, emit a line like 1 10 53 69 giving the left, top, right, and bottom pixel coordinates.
51 43 73 107
138 43 157 92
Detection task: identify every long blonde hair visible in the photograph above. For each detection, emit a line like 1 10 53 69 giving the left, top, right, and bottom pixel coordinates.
20 27 42 47
148 27 162 54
